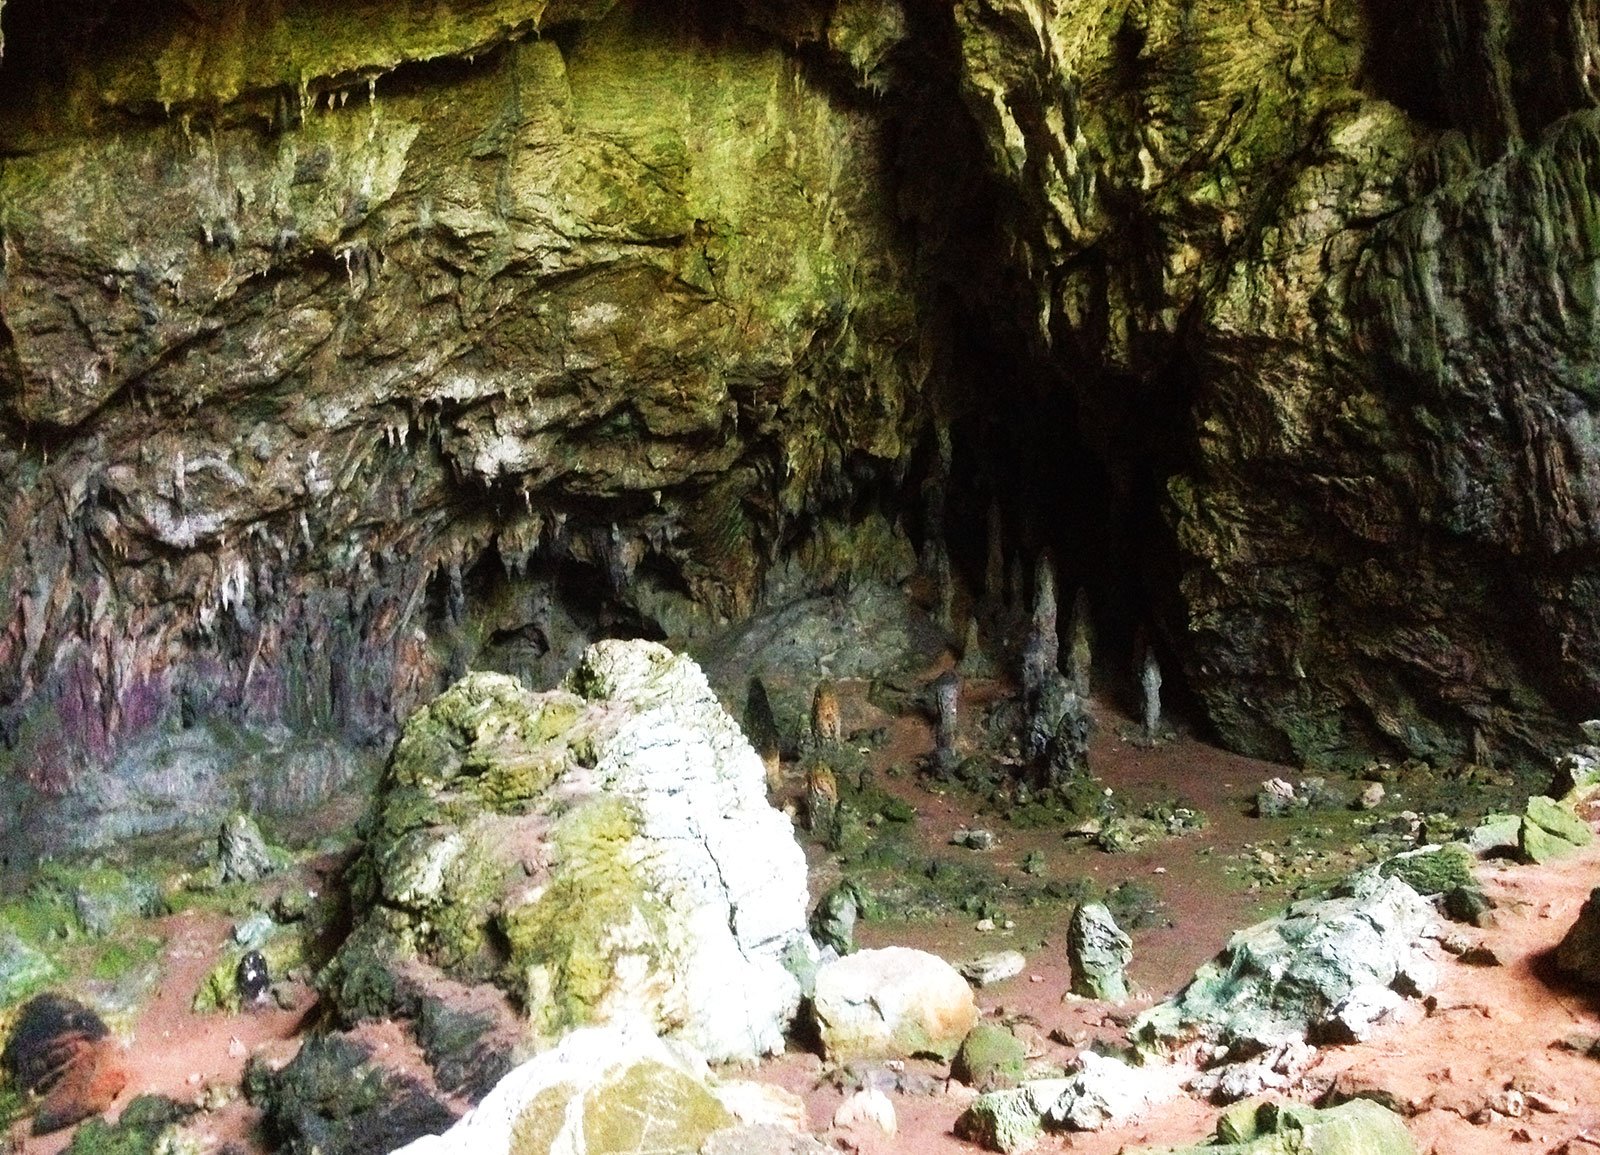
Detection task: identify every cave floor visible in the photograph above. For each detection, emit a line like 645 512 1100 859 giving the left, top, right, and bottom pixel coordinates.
11 684 1600 1155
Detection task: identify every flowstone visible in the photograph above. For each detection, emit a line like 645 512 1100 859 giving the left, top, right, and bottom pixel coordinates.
326 641 810 1063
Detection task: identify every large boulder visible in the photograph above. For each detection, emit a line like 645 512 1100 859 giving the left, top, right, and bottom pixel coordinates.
390 1020 737 1155
955 1053 1181 1153
1557 886 1600 985
1132 871 1438 1059
1128 1098 1416 1154
810 946 978 1062
325 641 810 1062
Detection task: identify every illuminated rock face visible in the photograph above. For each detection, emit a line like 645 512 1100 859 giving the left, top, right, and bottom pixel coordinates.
2 0 1599 856
327 641 811 1063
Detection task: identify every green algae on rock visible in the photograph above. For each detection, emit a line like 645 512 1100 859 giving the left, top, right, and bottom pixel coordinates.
328 641 809 1063
1128 1098 1417 1155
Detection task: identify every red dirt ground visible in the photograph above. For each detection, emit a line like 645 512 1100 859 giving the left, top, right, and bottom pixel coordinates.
9 683 1600 1155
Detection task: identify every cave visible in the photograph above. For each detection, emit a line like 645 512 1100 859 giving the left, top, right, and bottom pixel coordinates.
3 0 1600 1151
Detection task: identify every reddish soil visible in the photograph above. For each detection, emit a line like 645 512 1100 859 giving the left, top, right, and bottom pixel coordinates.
8 682 1600 1155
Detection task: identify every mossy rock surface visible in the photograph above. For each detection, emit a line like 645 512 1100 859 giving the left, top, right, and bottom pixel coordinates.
1128 1098 1416 1154
953 1023 1029 1092
331 643 809 1063
1378 844 1475 896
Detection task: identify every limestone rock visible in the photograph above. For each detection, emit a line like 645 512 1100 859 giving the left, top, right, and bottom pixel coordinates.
1132 871 1437 1058
217 813 285 884
811 946 978 1061
389 1020 731 1155
960 950 1027 988
1068 903 1132 1001
1520 796 1594 864
0 929 57 1006
954 1055 1178 1152
810 883 862 957
953 1023 1028 1092
954 1085 1048 1154
1556 886 1600 985
832 1087 897 1137
247 1033 456 1155
1378 843 1475 896
1039 1052 1179 1132
327 642 810 1063
1128 1097 1417 1154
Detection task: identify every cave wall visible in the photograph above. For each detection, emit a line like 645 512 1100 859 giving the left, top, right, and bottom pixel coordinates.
4 0 1600 858
945 0 1600 770
0 0 934 858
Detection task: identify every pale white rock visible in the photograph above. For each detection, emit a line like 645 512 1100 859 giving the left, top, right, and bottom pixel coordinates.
562 641 812 1060
714 1080 809 1132
961 950 1027 987
812 945 979 1061
1039 1051 1180 1131
391 1020 733 1155
833 1087 898 1137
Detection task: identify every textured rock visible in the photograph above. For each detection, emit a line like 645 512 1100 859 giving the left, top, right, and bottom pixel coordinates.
1068 902 1133 1001
1520 795 1595 863
247 1033 456 1155
325 641 809 1062
6 0 1600 857
389 1020 732 1155
1040 1052 1178 1132
953 1023 1028 1092
811 946 979 1061
1129 1098 1417 1154
216 813 285 884
955 1055 1178 1153
960 950 1027 988
1132 871 1438 1058
1556 886 1600 985
0 0 932 865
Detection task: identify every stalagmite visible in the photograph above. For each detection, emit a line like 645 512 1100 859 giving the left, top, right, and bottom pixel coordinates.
1141 645 1162 743
933 670 961 774
1068 588 1092 699
1020 551 1058 700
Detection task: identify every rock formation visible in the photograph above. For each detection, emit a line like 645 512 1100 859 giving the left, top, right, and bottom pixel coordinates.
324 640 810 1063
3 0 1600 853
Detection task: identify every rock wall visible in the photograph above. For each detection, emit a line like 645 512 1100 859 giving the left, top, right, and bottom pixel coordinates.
0 0 932 858
945 0 1600 769
3 0 1600 856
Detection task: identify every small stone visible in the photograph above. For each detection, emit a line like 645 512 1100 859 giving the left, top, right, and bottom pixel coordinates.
833 1088 896 1137
955 1087 1044 1154
810 883 862 957
1521 797 1594 863
1556 886 1600 984
233 912 276 949
236 950 271 1003
1255 778 1299 818
1356 782 1386 810
217 814 281 884
1488 1089 1527 1118
1525 1091 1570 1114
954 828 997 851
1458 944 1503 967
961 951 1027 988
975 918 996 932
1444 885 1496 926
